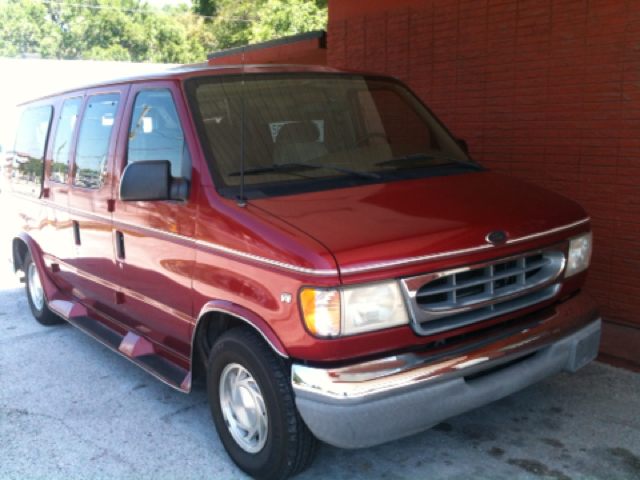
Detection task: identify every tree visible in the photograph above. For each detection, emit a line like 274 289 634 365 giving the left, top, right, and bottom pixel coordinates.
250 0 327 43
209 0 262 50
0 0 213 62
193 0 217 18
207 0 328 51
0 0 328 63
0 0 62 58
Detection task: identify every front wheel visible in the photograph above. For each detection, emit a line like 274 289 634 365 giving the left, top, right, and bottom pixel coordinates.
207 327 317 480
24 251 63 326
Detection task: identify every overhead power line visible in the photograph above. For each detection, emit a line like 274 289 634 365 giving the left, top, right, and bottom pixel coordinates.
34 0 253 21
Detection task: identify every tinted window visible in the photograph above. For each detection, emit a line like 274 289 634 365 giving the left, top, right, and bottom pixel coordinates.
74 93 119 189
358 89 436 149
11 106 53 197
187 74 474 199
51 97 82 184
127 89 190 179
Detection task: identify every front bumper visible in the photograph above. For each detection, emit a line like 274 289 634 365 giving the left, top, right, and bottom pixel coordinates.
292 291 601 449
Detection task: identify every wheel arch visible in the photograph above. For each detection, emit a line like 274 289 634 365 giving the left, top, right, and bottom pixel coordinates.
12 233 57 303
190 300 289 384
12 235 30 273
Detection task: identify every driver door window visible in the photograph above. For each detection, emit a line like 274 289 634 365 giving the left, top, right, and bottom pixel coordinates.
127 89 190 180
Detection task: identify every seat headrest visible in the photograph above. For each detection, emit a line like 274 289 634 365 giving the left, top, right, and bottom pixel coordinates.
277 121 319 144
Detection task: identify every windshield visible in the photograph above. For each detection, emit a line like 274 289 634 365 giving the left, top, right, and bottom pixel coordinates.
186 73 480 199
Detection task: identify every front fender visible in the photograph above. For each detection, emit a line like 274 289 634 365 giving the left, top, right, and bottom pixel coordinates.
193 299 289 360
13 233 57 304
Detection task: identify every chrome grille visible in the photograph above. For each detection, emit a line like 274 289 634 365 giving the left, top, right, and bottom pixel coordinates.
400 245 566 336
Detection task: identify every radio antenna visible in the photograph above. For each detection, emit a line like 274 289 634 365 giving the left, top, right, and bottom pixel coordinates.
237 45 247 207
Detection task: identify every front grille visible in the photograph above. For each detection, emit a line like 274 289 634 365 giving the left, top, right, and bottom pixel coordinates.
400 246 566 336
416 252 555 310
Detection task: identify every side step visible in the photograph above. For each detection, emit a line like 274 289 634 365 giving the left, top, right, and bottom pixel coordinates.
49 300 191 391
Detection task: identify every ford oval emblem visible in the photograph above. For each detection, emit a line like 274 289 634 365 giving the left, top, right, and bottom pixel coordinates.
486 230 508 244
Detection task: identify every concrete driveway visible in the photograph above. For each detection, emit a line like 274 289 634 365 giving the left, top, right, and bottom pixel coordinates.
1 194 639 480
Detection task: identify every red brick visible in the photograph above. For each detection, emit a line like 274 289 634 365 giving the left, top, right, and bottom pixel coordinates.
609 290 640 307
554 0 587 7
327 0 640 334
517 25 551 39
579 155 617 166
545 146 581 157
518 1 551 16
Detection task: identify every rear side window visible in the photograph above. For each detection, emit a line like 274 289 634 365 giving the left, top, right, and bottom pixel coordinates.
127 89 190 179
74 93 120 189
11 106 53 197
51 97 82 184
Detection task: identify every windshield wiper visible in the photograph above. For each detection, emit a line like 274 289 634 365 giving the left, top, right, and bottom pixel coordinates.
228 162 380 180
375 153 483 170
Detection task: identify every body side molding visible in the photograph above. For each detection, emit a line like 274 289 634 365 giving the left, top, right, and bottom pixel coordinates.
14 193 590 278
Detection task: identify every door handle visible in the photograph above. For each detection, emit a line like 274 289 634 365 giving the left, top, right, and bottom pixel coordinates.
73 221 81 245
116 231 125 260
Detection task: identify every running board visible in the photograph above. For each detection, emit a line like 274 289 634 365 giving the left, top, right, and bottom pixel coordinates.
50 300 191 392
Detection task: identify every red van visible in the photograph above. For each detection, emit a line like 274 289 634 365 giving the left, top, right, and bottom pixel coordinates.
7 65 600 480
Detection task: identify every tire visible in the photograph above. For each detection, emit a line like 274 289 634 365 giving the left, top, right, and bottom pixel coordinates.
24 251 63 326
207 327 317 480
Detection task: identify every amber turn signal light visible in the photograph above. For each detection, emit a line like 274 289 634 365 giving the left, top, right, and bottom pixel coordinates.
300 288 341 337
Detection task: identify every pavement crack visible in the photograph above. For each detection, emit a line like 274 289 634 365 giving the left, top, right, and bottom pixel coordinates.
0 407 140 472
2 407 100 447
0 328 64 345
160 400 207 422
602 416 640 433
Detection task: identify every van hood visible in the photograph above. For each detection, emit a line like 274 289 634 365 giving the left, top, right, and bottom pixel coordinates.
252 171 588 276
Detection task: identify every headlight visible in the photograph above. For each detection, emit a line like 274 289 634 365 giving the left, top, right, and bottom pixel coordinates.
342 282 409 335
300 281 410 338
566 231 592 277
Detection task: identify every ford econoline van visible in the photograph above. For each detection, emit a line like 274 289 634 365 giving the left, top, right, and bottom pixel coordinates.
7 65 600 480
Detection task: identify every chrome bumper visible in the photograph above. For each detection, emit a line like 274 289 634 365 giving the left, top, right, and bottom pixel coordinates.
292 292 601 449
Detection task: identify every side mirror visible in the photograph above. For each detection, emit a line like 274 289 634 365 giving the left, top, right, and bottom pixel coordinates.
120 160 171 201
456 138 469 155
170 177 190 203
120 160 190 202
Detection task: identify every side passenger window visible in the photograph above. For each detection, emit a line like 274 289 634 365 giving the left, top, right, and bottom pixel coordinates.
51 97 82 184
74 93 120 189
127 89 191 179
11 106 53 197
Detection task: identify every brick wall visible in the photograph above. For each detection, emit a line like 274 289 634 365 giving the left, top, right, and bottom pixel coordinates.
328 0 640 368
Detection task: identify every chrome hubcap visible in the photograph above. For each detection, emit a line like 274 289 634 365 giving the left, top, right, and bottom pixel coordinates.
28 263 44 311
219 363 268 453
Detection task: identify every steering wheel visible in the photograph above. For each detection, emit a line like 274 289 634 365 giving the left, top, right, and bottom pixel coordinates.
353 131 389 148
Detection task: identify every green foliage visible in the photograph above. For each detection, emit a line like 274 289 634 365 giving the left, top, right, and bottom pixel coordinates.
251 0 327 42
0 0 328 63
209 0 261 50
0 0 62 58
0 0 213 62
193 0 217 17
209 0 327 50
84 44 132 62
